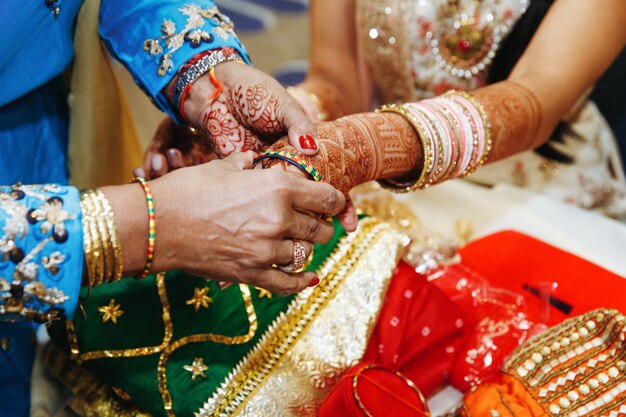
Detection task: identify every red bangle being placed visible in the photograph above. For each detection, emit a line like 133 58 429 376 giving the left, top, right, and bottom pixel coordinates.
132 177 156 280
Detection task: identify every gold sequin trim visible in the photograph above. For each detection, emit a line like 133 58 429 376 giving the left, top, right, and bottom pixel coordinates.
66 272 173 362
195 218 400 416
159 284 257 415
503 309 626 417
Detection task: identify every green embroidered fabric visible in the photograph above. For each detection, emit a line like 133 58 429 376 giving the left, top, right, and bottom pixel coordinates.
47 220 347 417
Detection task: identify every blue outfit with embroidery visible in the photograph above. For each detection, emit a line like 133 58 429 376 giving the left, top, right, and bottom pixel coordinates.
0 1 248 415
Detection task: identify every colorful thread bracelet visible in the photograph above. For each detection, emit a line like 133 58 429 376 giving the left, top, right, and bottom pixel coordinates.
253 151 323 182
171 48 242 113
132 177 156 280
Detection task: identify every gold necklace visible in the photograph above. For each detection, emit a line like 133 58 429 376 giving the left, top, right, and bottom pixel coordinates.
429 0 529 80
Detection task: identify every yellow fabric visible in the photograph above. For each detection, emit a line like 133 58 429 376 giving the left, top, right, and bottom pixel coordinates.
68 0 142 189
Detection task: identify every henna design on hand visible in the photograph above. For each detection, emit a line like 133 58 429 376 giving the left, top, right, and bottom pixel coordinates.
201 95 267 157
265 113 422 195
229 83 283 136
199 82 290 158
472 81 543 163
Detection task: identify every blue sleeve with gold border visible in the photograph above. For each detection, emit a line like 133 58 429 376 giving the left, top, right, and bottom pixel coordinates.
99 1 250 121
0 185 83 323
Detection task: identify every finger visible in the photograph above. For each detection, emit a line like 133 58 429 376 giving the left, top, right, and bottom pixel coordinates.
133 167 146 178
221 151 255 170
337 197 358 233
150 153 169 178
286 212 335 244
218 281 234 290
253 269 319 296
281 100 320 157
272 88 320 156
166 148 185 170
290 179 346 216
273 238 314 266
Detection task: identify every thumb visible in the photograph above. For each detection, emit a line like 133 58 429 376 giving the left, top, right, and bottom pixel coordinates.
279 94 320 157
222 150 255 170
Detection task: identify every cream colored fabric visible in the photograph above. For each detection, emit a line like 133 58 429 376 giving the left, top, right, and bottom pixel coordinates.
470 102 626 219
67 0 142 189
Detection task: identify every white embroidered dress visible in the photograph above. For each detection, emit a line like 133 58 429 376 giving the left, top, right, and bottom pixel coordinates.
356 0 626 218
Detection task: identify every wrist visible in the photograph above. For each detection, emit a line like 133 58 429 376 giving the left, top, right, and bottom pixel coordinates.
99 184 149 276
146 176 185 273
183 73 216 126
170 49 244 124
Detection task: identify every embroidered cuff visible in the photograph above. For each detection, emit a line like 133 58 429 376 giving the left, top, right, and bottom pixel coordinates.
0 185 83 323
99 1 251 122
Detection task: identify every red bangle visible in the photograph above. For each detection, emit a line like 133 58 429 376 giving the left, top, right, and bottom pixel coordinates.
132 177 156 279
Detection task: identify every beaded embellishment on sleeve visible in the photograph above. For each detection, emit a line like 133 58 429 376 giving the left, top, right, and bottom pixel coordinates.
0 185 79 323
144 5 238 76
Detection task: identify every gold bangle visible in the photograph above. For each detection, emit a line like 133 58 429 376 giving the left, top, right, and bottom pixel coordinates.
81 191 104 287
91 190 123 282
376 103 434 192
80 190 123 286
352 365 430 417
89 191 114 283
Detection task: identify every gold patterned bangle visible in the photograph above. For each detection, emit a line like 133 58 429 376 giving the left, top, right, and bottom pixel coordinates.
89 191 114 284
80 190 123 286
376 103 434 192
287 86 329 121
81 191 104 287
92 191 123 282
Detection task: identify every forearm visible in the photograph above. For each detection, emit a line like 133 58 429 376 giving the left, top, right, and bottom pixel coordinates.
295 78 358 121
266 112 422 194
295 0 367 120
99 185 149 277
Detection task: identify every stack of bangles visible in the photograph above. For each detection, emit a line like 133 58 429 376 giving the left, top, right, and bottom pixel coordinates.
168 47 243 123
80 190 123 288
378 90 492 192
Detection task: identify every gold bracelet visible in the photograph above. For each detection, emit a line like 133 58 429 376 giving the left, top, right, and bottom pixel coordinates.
91 190 123 282
89 191 114 283
81 191 104 287
80 190 123 286
376 103 434 192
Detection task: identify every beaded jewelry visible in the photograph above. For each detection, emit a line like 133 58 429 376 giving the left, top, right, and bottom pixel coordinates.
253 151 324 183
132 178 156 280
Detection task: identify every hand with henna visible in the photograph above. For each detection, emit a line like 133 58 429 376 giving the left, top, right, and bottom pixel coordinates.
261 112 423 232
138 62 320 179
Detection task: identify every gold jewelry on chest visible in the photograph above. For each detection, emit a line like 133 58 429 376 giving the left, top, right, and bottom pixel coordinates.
429 0 529 80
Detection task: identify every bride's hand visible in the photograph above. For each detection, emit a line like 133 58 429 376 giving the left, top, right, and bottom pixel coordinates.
138 63 320 179
260 113 423 231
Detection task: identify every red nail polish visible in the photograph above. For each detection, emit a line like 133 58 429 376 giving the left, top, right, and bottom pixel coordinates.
299 134 317 150
308 277 320 287
241 147 249 152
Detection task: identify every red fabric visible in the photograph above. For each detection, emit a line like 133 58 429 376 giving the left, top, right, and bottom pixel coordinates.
459 230 626 323
321 230 626 414
447 230 626 391
319 363 430 417
362 262 467 397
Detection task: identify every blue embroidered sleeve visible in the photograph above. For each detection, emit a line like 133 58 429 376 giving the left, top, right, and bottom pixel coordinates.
0 185 83 323
99 1 251 121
